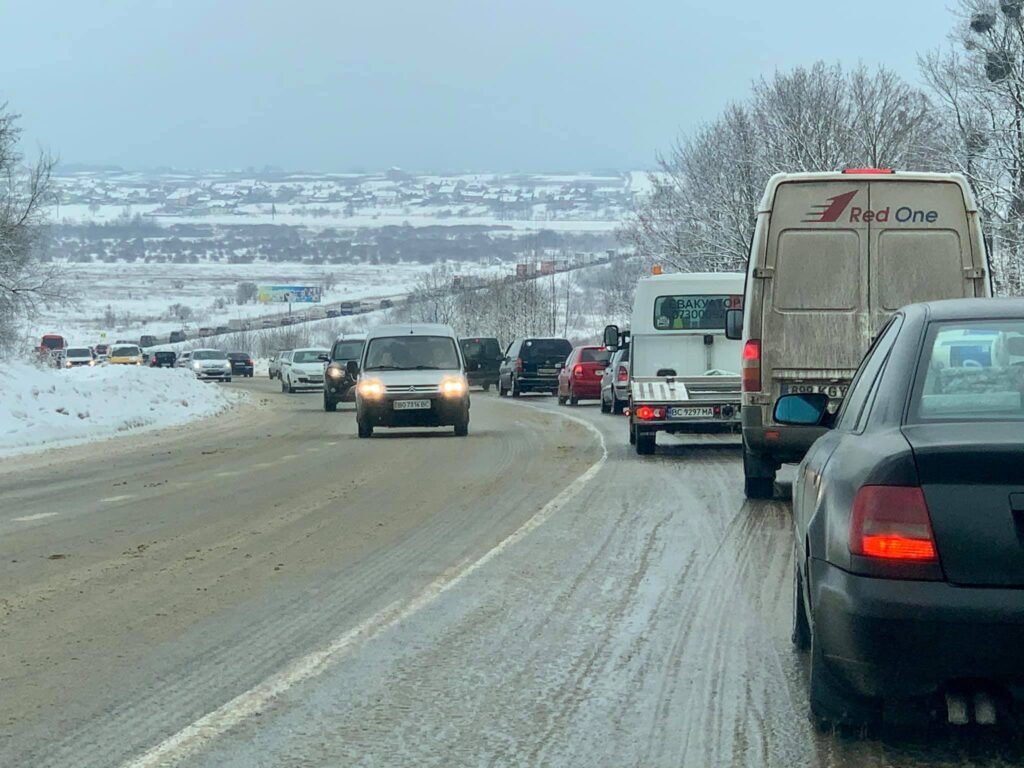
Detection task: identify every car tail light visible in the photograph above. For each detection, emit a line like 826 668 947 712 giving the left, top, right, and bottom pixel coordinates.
617 365 628 382
573 364 584 378
514 357 523 373
849 486 938 562
741 339 761 392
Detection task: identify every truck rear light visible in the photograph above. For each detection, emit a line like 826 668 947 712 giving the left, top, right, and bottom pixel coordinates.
849 486 938 562
634 405 665 420
741 339 761 392
617 365 628 382
514 357 523 373
843 168 894 174
573 364 584 377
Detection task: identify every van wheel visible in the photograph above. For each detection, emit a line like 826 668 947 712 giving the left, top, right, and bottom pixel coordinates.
743 450 776 499
357 421 373 438
636 430 656 455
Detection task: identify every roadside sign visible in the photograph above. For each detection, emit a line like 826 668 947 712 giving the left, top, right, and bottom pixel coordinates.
257 285 322 304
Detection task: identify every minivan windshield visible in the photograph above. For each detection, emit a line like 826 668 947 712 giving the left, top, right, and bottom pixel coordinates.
365 336 460 371
912 322 1024 422
112 346 140 357
66 348 92 357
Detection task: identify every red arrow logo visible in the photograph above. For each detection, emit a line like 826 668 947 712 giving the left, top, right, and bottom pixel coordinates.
803 190 858 223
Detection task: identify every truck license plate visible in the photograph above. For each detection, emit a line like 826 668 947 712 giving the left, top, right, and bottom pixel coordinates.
669 407 715 419
393 399 430 410
781 383 848 399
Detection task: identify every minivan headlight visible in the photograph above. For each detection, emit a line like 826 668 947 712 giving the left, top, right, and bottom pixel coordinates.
327 366 343 379
357 378 384 398
440 377 467 397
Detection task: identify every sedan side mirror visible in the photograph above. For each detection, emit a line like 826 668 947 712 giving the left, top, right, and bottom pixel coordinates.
725 309 743 341
346 360 360 377
773 393 830 427
603 324 620 351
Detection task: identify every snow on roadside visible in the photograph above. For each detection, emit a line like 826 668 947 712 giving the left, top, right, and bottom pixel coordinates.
0 363 241 457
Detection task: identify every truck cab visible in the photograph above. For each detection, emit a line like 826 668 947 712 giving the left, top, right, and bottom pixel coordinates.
606 271 745 455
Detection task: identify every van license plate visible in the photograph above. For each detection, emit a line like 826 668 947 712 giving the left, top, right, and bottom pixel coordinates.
781 383 848 399
394 399 430 410
669 407 715 419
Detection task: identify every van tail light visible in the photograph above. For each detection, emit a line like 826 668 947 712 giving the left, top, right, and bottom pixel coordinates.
843 168 894 174
849 486 938 562
617 365 628 382
741 339 761 392
573 364 584 378
634 405 665 420
514 357 523 374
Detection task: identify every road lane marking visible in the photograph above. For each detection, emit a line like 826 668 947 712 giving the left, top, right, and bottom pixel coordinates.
119 405 607 768
100 495 135 504
215 471 241 478
12 512 59 523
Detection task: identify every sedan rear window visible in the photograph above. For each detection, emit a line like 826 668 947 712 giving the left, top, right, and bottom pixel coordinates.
580 349 611 363
912 322 1024 422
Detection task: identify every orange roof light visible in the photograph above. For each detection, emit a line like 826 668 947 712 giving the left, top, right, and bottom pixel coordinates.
652 264 663 275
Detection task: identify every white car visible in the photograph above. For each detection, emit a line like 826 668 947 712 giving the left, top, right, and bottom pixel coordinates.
189 348 232 382
63 347 97 368
280 348 329 393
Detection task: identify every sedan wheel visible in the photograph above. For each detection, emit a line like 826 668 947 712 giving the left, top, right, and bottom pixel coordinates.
792 554 811 651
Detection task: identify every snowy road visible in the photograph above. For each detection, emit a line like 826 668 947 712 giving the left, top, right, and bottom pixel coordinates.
1 379 1020 767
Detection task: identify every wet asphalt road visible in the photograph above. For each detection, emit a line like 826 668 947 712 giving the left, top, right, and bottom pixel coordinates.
0 378 1020 767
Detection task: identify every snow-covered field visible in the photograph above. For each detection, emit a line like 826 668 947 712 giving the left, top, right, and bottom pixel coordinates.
0 363 239 457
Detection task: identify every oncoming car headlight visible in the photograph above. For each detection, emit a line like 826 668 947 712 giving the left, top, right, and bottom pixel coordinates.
440 377 467 397
327 366 344 379
192 361 202 370
357 379 384 398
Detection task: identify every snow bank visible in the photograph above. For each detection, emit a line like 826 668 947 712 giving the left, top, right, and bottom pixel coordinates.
0 363 240 457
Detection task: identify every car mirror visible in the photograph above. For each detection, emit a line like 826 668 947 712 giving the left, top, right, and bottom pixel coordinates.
345 360 360 377
317 354 329 362
725 309 743 340
603 324 620 351
1008 336 1024 356
773 393 830 427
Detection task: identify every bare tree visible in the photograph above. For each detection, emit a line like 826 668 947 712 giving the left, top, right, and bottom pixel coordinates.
0 104 61 348
622 63 938 272
921 0 1024 293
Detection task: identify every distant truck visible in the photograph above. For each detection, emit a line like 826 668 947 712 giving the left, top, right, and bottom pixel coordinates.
605 271 745 455
228 318 245 331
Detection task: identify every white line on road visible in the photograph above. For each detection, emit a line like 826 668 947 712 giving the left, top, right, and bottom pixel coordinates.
119 406 607 768
99 494 135 504
12 512 59 523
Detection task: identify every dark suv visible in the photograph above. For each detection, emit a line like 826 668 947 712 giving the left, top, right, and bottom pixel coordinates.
150 350 177 368
459 337 502 391
499 337 572 397
323 336 366 411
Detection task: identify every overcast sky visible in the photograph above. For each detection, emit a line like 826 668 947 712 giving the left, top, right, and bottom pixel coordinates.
3 0 955 173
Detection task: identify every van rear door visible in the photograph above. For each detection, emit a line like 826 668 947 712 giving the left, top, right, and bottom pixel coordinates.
866 180 981 331
762 181 869 392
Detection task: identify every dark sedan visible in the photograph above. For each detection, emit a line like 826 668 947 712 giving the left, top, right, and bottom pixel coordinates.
784 298 1024 729
227 351 255 377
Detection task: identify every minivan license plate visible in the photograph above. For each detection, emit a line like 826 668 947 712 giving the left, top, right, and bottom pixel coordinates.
394 399 430 410
781 383 848 399
669 407 715 419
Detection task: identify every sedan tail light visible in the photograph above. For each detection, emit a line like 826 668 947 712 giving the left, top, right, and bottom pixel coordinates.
849 486 938 562
741 339 761 392
617 365 628 382
573 364 584 378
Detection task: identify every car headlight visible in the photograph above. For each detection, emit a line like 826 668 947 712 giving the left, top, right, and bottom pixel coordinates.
193 361 202 369
357 378 384 398
65 360 72 368
440 377 467 397
327 366 343 379
223 362 231 370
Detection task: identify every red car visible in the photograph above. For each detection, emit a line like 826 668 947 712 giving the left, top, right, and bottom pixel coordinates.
557 346 612 405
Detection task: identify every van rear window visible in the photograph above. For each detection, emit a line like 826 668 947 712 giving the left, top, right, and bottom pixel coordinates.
653 295 741 330
774 230 859 311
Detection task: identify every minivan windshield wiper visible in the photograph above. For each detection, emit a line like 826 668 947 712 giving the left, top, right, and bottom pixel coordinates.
365 364 402 371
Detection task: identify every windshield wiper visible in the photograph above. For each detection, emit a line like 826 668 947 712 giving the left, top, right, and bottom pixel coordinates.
366 364 402 370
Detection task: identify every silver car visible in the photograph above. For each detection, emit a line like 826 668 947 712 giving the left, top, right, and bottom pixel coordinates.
189 349 232 381
600 346 630 414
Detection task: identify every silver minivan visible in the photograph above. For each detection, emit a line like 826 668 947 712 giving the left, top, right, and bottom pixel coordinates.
353 324 470 438
727 169 992 498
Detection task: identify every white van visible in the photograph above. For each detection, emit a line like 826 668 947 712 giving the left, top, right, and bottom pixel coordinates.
605 271 745 454
353 324 470 437
726 169 992 497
